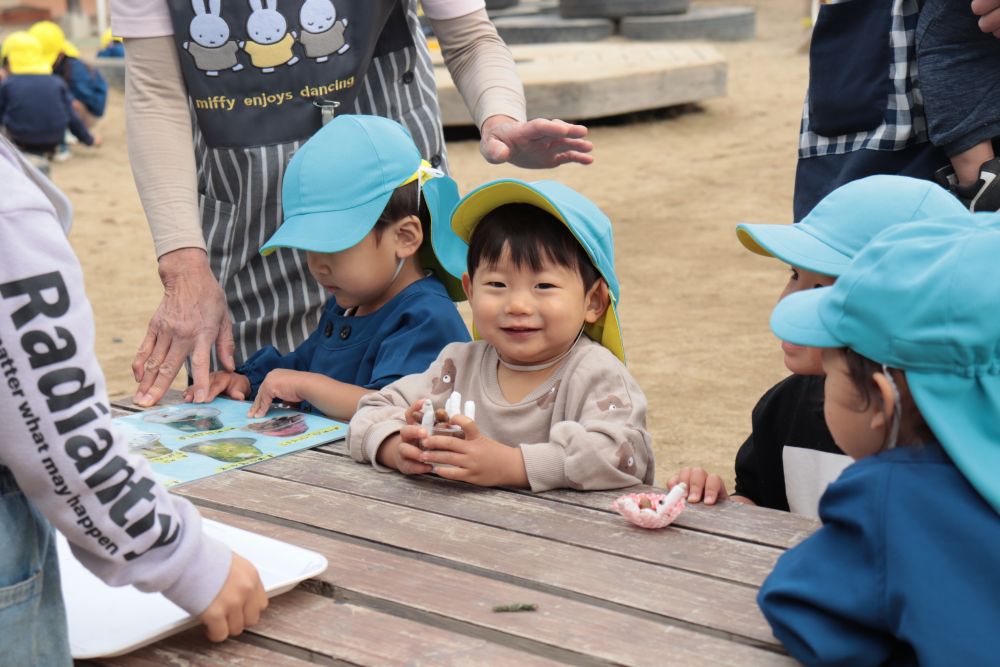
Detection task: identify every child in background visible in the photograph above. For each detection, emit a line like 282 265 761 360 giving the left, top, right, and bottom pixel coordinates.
29 21 108 130
758 218 1000 666
670 176 968 515
918 1 1000 211
0 32 96 162
350 179 654 492
0 134 267 664
96 28 125 59
189 115 470 421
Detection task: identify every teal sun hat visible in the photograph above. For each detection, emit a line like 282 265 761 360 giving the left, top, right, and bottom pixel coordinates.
447 179 626 363
261 114 465 301
736 175 970 276
770 217 1000 514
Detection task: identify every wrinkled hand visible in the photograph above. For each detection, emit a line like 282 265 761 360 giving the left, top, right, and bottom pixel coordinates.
668 467 729 505
133 248 234 407
183 370 250 403
419 416 529 487
480 115 594 168
248 369 311 418
200 553 268 642
973 0 1000 36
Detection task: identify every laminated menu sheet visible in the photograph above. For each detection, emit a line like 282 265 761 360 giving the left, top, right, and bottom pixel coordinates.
114 397 346 487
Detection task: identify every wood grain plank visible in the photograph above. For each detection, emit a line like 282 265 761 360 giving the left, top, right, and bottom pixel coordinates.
244 450 783 586
175 472 779 646
243 589 567 666
197 507 793 667
312 443 819 550
89 628 315 666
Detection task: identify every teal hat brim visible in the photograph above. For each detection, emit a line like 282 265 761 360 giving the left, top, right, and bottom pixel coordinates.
907 372 1000 515
736 222 850 277
260 190 392 256
769 286 842 349
421 176 465 301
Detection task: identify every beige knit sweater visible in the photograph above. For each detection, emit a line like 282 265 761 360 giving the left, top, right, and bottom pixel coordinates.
349 338 655 492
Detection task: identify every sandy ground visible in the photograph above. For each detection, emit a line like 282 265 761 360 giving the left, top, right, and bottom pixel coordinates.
51 0 809 490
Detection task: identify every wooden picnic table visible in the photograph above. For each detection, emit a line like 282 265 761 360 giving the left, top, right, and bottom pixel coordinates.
92 394 818 666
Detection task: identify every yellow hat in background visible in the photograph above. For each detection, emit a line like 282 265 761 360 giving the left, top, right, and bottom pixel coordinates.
28 20 69 66
100 27 123 50
2 31 52 75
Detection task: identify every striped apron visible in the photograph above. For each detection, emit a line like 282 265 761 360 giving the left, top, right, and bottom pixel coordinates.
167 0 448 364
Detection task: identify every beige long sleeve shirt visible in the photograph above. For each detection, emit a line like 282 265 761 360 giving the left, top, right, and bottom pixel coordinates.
349 338 655 492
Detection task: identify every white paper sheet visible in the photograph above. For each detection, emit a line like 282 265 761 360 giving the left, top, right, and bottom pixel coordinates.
59 518 328 659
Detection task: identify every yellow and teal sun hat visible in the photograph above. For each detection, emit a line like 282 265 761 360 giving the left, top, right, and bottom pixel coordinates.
261 114 465 301
448 178 626 363
736 175 971 277
770 217 1000 514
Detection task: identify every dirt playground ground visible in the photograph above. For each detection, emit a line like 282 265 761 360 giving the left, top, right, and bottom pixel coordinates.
50 0 810 490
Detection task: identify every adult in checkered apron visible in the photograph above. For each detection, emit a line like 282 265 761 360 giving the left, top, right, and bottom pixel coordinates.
111 0 595 407
794 0 1000 220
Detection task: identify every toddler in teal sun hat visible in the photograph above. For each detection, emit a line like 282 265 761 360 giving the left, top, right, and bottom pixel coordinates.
670 175 971 515
349 178 654 492
758 217 1000 666
187 115 470 421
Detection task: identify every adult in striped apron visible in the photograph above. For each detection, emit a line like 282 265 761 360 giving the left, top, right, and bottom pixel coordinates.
111 0 594 406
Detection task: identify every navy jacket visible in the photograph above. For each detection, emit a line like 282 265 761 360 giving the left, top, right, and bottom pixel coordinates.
54 56 107 118
0 74 93 147
238 275 470 413
759 443 1000 666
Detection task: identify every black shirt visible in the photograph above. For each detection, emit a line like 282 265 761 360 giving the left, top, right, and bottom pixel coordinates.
734 374 848 513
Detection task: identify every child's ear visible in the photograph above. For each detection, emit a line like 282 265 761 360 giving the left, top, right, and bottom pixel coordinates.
869 371 897 432
461 272 473 301
392 215 423 258
584 279 610 324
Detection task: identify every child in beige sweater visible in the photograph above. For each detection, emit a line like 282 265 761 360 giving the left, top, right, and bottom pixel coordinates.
349 179 653 492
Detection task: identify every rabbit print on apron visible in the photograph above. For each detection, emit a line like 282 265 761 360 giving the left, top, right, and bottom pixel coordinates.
169 0 411 148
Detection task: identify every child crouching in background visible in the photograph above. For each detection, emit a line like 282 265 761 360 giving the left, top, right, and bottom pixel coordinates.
0 32 96 170
758 218 1000 665
349 179 654 491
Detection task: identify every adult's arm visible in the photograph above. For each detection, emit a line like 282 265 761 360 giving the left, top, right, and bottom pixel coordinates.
972 0 1000 36
123 36 234 406
0 137 231 616
428 6 594 167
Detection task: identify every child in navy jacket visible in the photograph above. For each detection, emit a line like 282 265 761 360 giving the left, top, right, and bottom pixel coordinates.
190 115 470 421
0 32 94 156
758 218 1000 666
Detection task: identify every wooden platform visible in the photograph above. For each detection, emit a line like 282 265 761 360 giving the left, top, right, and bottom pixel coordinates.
93 394 815 666
433 41 727 126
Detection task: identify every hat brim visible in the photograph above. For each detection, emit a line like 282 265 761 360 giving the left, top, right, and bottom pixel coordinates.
260 191 392 256
769 286 842 348
453 180 567 243
907 372 1000 515
8 60 51 75
736 223 850 277
455 180 626 362
421 176 465 301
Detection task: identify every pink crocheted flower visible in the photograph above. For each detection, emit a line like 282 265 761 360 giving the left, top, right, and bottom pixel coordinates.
612 484 687 529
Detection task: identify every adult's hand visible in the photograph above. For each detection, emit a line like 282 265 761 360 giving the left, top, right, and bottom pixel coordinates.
480 115 594 168
972 0 1000 36
132 248 234 406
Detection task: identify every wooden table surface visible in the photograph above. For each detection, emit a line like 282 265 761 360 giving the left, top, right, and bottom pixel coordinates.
92 396 817 666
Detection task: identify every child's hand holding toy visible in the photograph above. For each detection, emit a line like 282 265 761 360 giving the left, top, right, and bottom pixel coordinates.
418 399 529 488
